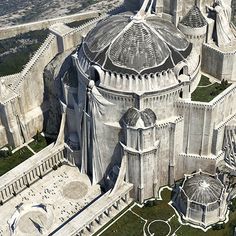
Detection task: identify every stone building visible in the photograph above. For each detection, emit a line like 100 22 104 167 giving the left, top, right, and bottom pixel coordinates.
0 0 236 234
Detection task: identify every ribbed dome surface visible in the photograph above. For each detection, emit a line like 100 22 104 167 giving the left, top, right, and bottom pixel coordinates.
182 173 223 205
81 12 191 75
180 5 207 28
123 107 157 127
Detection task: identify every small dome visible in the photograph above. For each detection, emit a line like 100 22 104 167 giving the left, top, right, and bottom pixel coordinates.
81 12 191 75
180 5 207 28
174 170 228 228
182 172 223 205
123 107 156 128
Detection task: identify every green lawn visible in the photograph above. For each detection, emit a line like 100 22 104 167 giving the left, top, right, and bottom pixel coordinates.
133 189 174 221
0 29 49 76
0 146 33 176
192 79 231 102
100 188 236 236
149 221 170 236
101 210 145 236
198 75 212 86
28 134 52 153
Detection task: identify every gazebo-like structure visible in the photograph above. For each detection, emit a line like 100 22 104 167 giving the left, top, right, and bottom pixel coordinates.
175 170 228 228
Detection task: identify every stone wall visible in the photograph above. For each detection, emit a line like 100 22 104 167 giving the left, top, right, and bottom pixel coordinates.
176 84 236 159
0 33 60 147
0 12 105 148
0 11 100 40
202 43 236 81
0 143 65 204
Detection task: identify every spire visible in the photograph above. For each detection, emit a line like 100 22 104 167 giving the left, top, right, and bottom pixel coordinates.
133 0 152 21
147 0 154 16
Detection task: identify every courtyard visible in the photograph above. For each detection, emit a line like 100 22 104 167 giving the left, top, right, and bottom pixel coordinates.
0 165 101 236
99 188 236 236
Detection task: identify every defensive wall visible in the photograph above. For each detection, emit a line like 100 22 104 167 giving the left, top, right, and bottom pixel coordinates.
0 11 100 40
0 8 113 148
176 83 236 166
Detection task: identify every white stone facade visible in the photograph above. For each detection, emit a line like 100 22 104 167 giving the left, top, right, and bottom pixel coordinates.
1 1 236 234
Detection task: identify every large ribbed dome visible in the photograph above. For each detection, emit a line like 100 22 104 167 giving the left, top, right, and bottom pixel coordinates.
81 12 192 75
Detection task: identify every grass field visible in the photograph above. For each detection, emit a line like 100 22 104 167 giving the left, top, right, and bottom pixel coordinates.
191 76 231 102
0 29 48 76
29 133 53 153
101 188 236 236
0 146 33 176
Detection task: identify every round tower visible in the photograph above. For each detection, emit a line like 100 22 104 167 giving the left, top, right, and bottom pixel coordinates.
178 5 207 54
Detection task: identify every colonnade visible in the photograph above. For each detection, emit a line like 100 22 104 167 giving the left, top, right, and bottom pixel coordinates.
76 192 130 236
0 145 65 204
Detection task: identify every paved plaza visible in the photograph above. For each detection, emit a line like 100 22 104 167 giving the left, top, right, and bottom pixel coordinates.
0 165 101 236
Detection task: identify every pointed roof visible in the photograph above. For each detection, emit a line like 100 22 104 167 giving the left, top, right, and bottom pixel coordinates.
180 5 207 28
123 107 157 128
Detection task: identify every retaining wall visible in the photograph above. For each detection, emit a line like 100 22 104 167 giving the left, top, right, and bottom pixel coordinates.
0 11 100 40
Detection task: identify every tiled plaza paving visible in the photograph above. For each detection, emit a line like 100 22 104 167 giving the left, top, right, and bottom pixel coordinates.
0 165 101 236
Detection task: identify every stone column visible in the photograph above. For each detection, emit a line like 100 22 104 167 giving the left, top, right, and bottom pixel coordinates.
200 108 207 156
24 174 29 186
4 188 8 198
38 165 43 177
44 161 48 171
139 153 144 203
116 199 121 210
88 222 94 233
1 190 5 201
97 215 102 225
107 207 111 217
28 172 32 182
202 205 207 224
124 193 129 203
19 178 24 188
186 198 190 218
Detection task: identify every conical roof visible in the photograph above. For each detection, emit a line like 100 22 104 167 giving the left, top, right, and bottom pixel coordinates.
181 5 207 28
123 107 157 128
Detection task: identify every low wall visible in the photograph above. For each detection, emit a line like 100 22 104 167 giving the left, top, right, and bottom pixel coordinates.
202 43 236 81
0 11 100 40
0 143 65 204
176 153 216 180
52 183 133 236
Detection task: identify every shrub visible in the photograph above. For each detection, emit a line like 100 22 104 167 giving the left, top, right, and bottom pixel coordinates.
212 224 224 230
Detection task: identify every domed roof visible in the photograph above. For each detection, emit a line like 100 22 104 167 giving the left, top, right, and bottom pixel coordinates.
81 12 192 75
182 172 224 205
180 5 207 28
123 107 156 128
